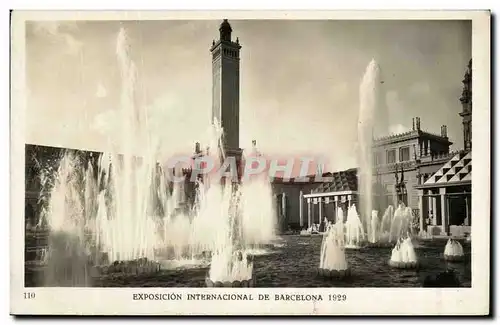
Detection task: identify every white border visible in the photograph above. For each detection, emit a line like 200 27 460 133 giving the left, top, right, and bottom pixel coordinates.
9 10 491 316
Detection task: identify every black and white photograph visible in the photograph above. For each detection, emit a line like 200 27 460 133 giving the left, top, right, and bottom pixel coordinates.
11 10 490 315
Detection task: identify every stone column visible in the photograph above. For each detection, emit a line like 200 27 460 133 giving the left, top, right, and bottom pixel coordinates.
333 196 337 222
318 198 323 223
440 187 448 235
427 191 433 225
432 190 438 225
312 198 316 225
299 190 304 228
307 198 311 228
418 192 424 233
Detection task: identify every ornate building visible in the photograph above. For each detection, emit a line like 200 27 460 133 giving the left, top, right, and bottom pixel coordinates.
416 59 472 237
287 118 453 232
460 59 472 151
276 59 473 235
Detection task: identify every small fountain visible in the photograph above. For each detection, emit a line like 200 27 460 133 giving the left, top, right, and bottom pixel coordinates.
418 229 433 241
299 228 311 236
301 223 320 236
443 238 465 262
344 205 365 249
389 237 419 269
366 209 393 248
206 249 254 287
318 226 351 279
379 205 394 241
389 204 413 242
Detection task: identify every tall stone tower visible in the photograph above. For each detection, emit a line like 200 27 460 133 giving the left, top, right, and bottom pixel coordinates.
459 59 472 151
210 19 243 182
210 19 241 153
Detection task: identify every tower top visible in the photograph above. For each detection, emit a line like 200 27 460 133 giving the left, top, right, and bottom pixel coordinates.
219 19 232 42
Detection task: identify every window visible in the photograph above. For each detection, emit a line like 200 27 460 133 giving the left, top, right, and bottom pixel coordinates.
386 149 396 164
399 146 410 162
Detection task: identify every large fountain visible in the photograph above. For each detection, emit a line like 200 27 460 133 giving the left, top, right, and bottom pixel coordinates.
38 27 276 286
357 59 387 236
41 154 93 286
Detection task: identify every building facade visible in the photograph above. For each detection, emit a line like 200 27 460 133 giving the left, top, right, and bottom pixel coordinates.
274 59 473 237
281 119 454 232
415 59 472 237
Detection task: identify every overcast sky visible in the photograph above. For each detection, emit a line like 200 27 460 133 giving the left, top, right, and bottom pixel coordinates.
25 19 471 171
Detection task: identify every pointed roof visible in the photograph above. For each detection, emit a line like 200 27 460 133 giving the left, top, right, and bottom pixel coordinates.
421 151 471 187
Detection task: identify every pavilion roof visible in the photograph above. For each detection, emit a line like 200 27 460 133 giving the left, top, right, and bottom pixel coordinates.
311 168 357 193
422 150 471 187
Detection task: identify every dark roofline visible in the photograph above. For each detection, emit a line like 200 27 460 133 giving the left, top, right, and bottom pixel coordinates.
271 172 333 184
271 169 358 184
373 130 452 147
415 179 471 189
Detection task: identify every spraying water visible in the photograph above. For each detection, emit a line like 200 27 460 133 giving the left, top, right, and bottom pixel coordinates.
368 210 380 243
357 59 387 234
42 153 93 286
39 27 277 285
90 27 163 262
238 146 276 248
444 238 464 261
344 205 365 249
334 207 345 241
380 205 394 234
389 204 414 242
389 236 418 268
319 224 349 272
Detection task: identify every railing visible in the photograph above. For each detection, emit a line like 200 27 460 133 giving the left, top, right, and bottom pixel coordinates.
419 149 465 163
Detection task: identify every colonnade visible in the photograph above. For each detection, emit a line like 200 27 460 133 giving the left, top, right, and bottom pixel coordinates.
418 187 470 235
300 191 356 229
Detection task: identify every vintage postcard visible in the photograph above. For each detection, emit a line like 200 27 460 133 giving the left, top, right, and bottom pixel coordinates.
10 10 490 315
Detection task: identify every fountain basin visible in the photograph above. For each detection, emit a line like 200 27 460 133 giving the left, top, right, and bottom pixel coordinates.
443 239 465 262
444 254 465 262
205 277 255 288
365 242 393 248
388 260 419 269
92 258 161 277
317 268 351 279
344 245 362 250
